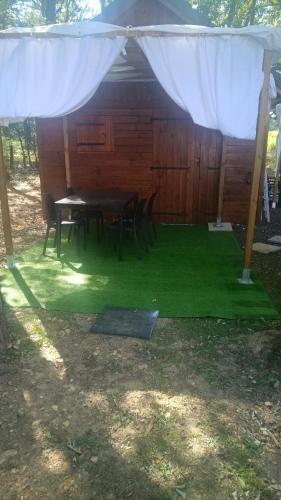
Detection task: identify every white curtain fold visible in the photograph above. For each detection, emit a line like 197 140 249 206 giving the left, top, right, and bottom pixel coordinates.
0 35 126 124
138 35 264 139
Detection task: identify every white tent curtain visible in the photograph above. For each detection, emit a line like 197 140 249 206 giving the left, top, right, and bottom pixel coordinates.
0 22 280 138
0 33 126 125
137 35 264 140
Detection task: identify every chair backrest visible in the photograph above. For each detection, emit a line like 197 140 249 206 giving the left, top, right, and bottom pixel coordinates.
146 192 157 217
43 193 56 222
134 198 147 227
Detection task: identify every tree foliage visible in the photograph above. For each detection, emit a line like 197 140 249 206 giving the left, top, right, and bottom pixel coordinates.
189 0 281 27
0 0 100 27
1 0 280 28
100 0 114 11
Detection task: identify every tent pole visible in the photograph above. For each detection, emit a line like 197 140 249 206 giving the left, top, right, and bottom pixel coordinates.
0 128 16 268
215 137 227 226
240 50 272 284
62 116 72 191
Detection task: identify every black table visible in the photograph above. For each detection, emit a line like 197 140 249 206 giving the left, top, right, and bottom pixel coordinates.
55 191 138 259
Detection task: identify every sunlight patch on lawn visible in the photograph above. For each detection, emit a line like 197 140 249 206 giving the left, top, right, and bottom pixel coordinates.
41 449 70 474
59 274 109 288
59 274 89 286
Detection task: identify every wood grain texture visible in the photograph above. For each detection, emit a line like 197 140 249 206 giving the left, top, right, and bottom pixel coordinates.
37 81 255 224
221 136 256 224
243 50 272 270
0 130 14 257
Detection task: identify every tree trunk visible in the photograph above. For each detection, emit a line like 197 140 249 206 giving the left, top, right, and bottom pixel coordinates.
23 121 32 167
0 290 9 351
41 0 56 24
15 126 27 169
29 119 39 168
244 0 257 25
226 0 237 26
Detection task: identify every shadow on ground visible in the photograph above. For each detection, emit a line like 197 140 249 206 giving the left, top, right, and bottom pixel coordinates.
0 306 281 499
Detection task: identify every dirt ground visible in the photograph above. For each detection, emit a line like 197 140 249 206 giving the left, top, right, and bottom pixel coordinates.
0 171 281 500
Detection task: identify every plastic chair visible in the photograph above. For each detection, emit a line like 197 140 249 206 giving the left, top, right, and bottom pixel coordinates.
144 192 157 242
65 187 104 241
105 198 149 260
42 193 86 256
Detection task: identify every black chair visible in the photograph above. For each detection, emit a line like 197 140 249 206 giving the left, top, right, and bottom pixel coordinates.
42 193 86 256
144 192 157 242
65 187 104 241
105 198 149 260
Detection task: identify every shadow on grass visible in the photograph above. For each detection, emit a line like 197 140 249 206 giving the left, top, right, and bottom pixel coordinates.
1 224 279 319
11 269 42 308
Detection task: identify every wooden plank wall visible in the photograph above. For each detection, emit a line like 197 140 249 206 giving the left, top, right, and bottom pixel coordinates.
37 81 256 224
221 137 256 224
38 81 192 200
36 118 66 201
68 82 160 196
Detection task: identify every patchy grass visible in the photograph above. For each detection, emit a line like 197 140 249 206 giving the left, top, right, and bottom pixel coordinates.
0 173 281 499
1 308 281 499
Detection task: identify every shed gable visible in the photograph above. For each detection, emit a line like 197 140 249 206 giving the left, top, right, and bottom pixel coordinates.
96 0 210 26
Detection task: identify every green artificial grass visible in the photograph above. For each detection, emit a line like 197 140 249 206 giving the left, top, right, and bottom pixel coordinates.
0 225 279 319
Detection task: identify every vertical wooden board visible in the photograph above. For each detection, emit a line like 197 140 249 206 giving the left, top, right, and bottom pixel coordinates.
221 136 256 224
153 120 195 223
39 158 66 200
36 118 66 201
37 81 256 225
36 118 64 152
197 127 222 223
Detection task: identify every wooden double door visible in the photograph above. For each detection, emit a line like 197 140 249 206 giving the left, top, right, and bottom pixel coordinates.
152 119 222 224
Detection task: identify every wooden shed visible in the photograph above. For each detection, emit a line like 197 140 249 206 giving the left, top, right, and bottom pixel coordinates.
37 0 257 225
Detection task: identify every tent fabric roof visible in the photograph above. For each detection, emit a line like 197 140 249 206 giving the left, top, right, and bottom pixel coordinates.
134 24 281 53
0 22 280 53
0 20 280 137
0 21 124 37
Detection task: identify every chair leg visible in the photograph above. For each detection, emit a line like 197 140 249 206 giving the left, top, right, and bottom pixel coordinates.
76 224 80 256
104 227 116 257
87 215 90 234
83 223 87 249
43 224 51 255
68 225 73 243
133 228 142 260
117 221 124 261
100 214 104 239
96 214 104 242
53 229 57 248
104 227 108 255
140 225 150 253
152 218 157 239
96 216 100 242
146 221 154 246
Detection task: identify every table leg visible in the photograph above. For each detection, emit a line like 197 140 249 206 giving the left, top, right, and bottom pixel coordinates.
56 207 62 258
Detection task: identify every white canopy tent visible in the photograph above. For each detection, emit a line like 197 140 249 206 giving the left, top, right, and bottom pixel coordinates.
0 22 280 137
0 21 280 281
